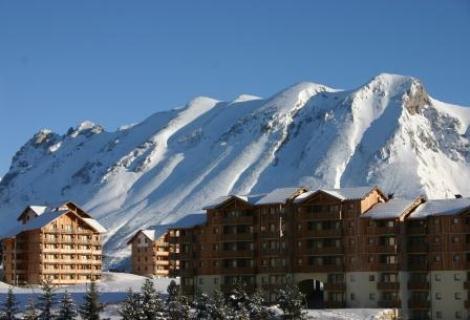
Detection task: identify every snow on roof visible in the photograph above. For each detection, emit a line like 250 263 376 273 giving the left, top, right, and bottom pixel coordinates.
408 198 470 219
362 198 418 220
82 218 107 233
29 205 48 215
255 187 304 205
3 210 68 238
294 186 376 203
203 194 265 209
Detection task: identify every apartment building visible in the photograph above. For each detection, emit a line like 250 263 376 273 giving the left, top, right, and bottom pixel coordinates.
127 230 170 277
1 202 106 285
168 186 470 320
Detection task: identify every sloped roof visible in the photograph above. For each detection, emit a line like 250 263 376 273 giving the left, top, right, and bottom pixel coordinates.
294 186 378 203
203 194 265 210
255 187 306 205
362 198 418 220
408 198 470 219
82 218 107 233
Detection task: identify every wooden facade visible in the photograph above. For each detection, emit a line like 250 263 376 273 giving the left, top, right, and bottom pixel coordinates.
128 230 170 277
167 187 470 320
1 202 106 285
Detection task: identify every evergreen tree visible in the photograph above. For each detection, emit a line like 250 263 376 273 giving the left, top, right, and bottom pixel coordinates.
118 289 142 320
227 283 249 320
37 280 55 320
57 291 77 320
1 287 18 320
276 283 306 320
140 279 165 320
23 298 38 320
193 293 211 320
209 290 231 320
79 281 103 320
166 281 191 320
166 280 178 304
247 291 275 320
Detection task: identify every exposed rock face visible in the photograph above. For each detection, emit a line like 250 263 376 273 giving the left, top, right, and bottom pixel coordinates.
1 73 469 262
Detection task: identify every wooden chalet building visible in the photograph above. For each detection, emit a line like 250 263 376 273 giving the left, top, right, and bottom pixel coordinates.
1 202 106 285
127 230 170 277
167 186 470 320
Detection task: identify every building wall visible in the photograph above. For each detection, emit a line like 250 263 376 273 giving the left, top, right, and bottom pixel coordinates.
130 232 170 277
2 211 103 285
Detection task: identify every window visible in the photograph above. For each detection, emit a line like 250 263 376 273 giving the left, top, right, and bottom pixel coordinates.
456 311 462 319
369 275 375 281
435 292 442 300
350 293 355 300
435 274 441 281
198 278 204 285
453 255 460 262
454 274 461 281
455 292 462 300
369 293 375 300
214 278 218 285
434 255 441 262
453 218 459 224
436 311 442 319
350 275 355 282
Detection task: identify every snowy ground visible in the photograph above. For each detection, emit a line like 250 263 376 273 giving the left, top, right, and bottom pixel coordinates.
0 272 394 319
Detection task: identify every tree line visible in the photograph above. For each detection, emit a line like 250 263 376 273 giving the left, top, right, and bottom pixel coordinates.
0 280 307 320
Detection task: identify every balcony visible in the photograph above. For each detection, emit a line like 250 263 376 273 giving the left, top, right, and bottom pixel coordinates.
378 300 401 308
258 265 289 273
302 211 341 221
366 226 400 235
408 281 430 290
464 281 470 290
371 263 400 272
366 244 398 254
377 282 400 290
407 262 428 271
215 216 254 225
406 243 428 253
299 247 343 255
465 300 470 309
303 229 342 238
324 282 346 291
259 230 281 238
218 267 256 275
299 264 344 273
408 299 430 309
406 225 426 235
218 250 255 258
218 233 254 241
259 248 289 256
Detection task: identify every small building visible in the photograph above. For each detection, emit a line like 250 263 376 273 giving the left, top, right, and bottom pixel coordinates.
129 212 207 278
127 230 170 277
1 201 106 285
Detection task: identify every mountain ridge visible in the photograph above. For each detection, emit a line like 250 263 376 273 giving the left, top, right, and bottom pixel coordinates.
1 73 469 261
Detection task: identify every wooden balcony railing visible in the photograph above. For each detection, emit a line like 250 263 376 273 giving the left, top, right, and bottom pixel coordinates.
406 243 428 253
406 226 427 235
217 250 255 258
302 229 342 238
366 244 398 254
298 247 343 255
217 233 254 241
366 226 400 235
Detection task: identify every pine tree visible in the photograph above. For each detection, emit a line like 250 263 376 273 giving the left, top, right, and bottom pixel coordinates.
166 280 178 304
23 299 38 320
118 289 142 320
276 282 306 320
166 280 191 320
79 281 103 320
37 280 55 320
193 293 211 320
57 291 77 320
227 283 249 320
140 279 165 320
247 290 275 320
209 290 231 320
1 287 18 320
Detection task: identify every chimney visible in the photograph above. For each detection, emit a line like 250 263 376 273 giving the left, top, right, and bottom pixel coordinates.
455 194 462 199
387 193 394 199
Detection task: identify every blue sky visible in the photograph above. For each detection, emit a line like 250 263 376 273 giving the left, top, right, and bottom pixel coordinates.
1 0 469 176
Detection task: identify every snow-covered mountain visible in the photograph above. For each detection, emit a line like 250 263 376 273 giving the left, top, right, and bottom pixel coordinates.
1 73 470 261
